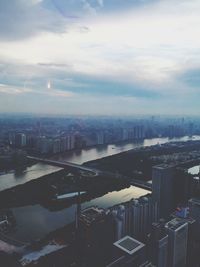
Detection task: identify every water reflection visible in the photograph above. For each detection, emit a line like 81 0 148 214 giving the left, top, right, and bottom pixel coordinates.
188 165 200 175
9 186 149 243
5 135 200 242
1 136 200 191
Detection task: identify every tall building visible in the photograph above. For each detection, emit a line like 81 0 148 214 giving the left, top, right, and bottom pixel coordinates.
53 139 61 154
78 207 114 267
69 134 75 150
171 210 197 267
36 136 53 154
15 133 26 147
188 198 200 236
111 196 158 242
190 177 200 198
149 221 168 267
122 129 129 141
152 165 175 219
165 218 188 267
8 132 16 146
60 136 67 152
96 131 105 145
107 236 146 267
133 125 145 139
188 198 200 267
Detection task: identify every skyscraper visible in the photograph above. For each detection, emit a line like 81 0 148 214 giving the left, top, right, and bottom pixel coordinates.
78 207 114 267
149 221 168 267
188 198 200 240
188 198 200 230
152 164 175 219
165 218 188 267
107 236 147 267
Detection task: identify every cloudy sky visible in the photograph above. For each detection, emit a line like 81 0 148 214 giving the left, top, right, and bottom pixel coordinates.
0 0 200 115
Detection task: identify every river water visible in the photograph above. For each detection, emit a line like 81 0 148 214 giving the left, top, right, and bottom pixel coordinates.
2 135 200 243
1 135 200 191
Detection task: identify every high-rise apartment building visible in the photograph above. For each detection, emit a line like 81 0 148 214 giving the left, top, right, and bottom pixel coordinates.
111 196 158 242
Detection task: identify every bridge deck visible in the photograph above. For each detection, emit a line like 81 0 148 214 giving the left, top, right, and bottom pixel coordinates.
27 156 99 175
27 156 151 191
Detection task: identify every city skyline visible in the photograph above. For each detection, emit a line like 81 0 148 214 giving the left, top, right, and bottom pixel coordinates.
0 0 200 115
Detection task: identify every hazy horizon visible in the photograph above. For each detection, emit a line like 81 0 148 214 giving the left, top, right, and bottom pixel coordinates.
0 0 200 115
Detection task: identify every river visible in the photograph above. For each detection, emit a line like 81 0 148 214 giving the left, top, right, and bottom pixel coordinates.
2 135 200 243
1 135 200 191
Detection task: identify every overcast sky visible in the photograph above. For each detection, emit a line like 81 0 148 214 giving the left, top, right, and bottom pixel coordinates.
0 0 200 115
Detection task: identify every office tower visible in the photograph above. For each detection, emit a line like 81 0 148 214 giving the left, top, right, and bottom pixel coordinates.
107 236 146 267
174 168 194 204
165 218 188 267
189 198 200 263
149 222 168 267
188 198 200 236
172 204 198 266
78 207 114 267
152 164 175 219
190 177 200 198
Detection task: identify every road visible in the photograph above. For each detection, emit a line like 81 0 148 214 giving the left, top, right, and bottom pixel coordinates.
27 156 100 176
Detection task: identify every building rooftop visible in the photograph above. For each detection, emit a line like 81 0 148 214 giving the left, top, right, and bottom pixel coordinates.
189 198 200 205
165 218 188 231
113 236 145 255
153 164 174 170
79 206 106 226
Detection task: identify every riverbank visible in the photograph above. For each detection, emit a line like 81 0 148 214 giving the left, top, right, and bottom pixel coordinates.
84 139 200 179
1 136 200 192
1 136 200 245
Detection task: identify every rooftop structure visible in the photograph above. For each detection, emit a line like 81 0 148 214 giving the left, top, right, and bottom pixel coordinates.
165 218 188 267
165 218 188 231
79 206 106 227
113 236 145 255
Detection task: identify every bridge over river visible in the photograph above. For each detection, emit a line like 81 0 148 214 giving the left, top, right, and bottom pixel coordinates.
27 156 152 191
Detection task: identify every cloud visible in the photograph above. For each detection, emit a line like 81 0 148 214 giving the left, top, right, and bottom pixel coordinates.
0 0 156 41
0 0 67 41
0 83 32 95
0 0 200 115
38 62 72 69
